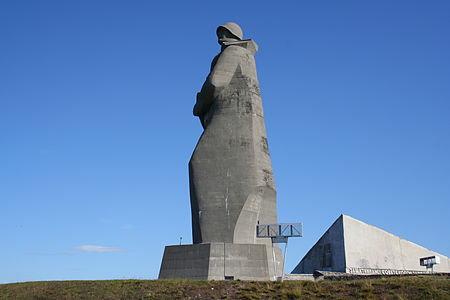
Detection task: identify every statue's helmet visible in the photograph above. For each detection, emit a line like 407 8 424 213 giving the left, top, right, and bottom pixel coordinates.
217 22 243 40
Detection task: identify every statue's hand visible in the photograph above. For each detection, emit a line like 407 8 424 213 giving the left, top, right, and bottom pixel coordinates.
193 92 202 116
193 104 198 116
193 93 200 116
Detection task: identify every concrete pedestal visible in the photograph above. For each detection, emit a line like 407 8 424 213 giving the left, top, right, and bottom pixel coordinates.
159 243 280 280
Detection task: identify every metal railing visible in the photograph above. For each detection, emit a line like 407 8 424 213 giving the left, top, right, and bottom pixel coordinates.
256 222 303 281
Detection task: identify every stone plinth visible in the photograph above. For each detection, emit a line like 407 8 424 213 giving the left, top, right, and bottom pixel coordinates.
159 243 280 280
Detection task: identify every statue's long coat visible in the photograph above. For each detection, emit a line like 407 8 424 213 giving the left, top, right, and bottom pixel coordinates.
190 40 278 244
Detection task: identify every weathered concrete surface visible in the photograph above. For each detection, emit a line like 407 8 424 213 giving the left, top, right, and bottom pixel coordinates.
190 23 278 246
158 244 210 280
291 215 346 273
159 243 277 280
292 215 450 274
343 215 450 273
283 274 316 281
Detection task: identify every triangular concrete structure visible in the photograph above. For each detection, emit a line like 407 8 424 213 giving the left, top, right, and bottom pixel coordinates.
292 215 450 274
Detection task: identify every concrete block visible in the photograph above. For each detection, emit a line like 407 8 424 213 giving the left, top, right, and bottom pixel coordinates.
159 243 274 280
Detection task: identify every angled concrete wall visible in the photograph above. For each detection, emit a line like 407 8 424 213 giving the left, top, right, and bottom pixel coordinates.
158 244 211 280
343 215 450 273
291 216 346 274
292 215 450 274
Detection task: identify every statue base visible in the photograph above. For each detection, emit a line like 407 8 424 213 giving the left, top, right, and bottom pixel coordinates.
158 243 281 280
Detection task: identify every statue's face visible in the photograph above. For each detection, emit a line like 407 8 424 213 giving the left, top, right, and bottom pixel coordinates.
217 27 238 45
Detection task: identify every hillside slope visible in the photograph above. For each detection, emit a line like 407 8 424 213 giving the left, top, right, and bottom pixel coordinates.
1 276 449 300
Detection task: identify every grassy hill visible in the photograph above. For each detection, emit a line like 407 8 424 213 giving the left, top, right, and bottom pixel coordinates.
1 275 449 299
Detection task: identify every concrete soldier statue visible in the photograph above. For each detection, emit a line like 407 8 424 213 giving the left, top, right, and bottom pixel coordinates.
159 23 282 280
190 22 278 244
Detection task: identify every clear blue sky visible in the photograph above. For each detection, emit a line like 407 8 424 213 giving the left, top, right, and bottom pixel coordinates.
1 0 449 283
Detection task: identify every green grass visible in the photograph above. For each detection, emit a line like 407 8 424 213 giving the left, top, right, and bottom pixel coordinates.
0 276 449 300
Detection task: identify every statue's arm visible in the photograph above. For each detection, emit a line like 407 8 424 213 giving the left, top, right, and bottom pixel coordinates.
193 81 214 118
194 47 241 119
